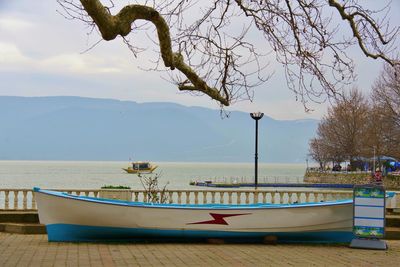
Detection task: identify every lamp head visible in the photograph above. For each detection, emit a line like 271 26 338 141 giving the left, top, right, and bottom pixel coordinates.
250 112 264 120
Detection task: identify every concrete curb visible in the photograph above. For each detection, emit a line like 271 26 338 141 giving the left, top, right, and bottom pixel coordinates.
0 211 39 223
0 223 46 234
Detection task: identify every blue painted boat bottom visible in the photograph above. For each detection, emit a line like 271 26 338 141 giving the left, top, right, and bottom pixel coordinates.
46 224 354 243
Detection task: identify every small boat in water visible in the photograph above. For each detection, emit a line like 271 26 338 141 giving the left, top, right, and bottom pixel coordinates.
122 161 157 174
34 187 354 243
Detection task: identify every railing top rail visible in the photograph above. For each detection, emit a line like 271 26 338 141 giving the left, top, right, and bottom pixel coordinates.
0 188 353 194
0 188 34 192
0 188 99 192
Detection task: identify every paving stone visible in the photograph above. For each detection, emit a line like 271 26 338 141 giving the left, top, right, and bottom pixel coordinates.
1 233 400 266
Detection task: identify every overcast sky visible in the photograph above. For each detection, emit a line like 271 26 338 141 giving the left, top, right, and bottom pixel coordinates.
1 1 399 120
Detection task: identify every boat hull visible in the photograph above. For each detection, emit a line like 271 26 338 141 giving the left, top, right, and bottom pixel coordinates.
122 166 157 174
34 188 354 243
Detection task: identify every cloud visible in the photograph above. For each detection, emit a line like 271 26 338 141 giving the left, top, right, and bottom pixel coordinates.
0 17 34 32
0 43 30 65
40 54 123 74
0 41 133 75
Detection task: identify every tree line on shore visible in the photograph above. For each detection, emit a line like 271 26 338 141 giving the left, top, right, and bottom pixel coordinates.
309 63 400 170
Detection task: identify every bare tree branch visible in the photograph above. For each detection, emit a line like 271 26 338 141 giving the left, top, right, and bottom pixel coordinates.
79 0 230 105
328 0 398 66
58 0 399 109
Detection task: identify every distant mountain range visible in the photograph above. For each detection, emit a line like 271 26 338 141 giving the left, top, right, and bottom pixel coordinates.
0 96 318 163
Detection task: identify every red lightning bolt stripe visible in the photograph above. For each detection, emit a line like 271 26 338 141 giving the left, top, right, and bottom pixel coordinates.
187 213 251 225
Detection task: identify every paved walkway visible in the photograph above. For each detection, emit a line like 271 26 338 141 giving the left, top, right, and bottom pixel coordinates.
1 233 399 267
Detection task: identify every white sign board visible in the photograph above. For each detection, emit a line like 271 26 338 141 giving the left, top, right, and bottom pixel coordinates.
353 185 385 239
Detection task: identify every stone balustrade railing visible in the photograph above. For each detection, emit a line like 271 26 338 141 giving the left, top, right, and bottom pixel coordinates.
0 188 357 211
1 188 399 211
306 167 371 174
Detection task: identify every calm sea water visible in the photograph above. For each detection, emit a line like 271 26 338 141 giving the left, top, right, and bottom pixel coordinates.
0 161 306 190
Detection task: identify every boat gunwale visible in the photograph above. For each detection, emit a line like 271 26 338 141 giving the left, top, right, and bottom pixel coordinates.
34 188 353 210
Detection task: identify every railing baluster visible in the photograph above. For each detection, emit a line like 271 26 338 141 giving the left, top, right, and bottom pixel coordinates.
237 192 241 204
186 191 190 204
271 192 275 204
194 191 199 204
133 192 138 202
14 190 19 209
290 193 296 204
202 192 207 204
211 192 216 204
289 193 293 204
291 193 299 204
279 192 284 204
5 190 9 209
219 192 224 204
23 190 28 210
262 192 267 204
245 192 250 204
253 192 259 204
168 192 173 204
298 192 304 203
31 192 36 210
177 192 182 204
310 193 315 202
228 192 232 204
305 192 310 203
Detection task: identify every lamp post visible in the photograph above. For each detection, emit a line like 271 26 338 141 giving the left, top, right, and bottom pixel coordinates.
373 146 376 173
250 112 264 189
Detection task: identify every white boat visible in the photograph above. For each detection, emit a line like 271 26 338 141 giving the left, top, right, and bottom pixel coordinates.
33 187 354 243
